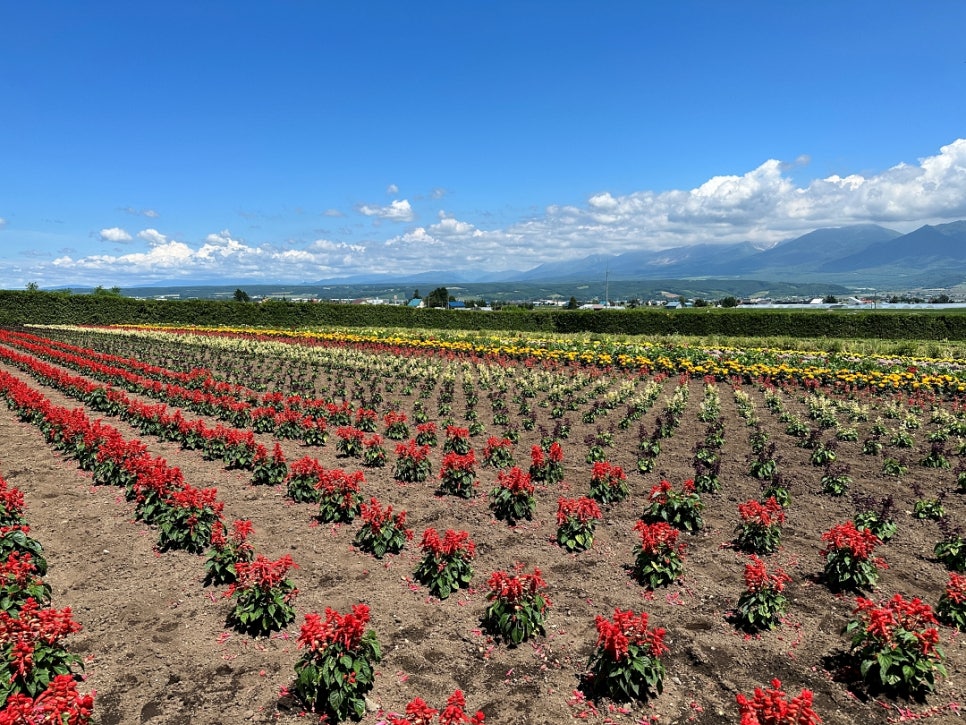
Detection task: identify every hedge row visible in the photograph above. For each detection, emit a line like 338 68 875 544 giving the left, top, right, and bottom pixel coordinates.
2 290 966 340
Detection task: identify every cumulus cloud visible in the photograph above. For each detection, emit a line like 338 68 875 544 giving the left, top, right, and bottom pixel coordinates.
357 199 415 221
534 138 966 256
137 228 168 246
40 226 377 286
18 137 966 286
386 183 399 194
99 227 133 243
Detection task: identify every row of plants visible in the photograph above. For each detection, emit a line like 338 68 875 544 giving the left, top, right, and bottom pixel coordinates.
82 322 966 396
0 471 95 721
4 324 966 721
8 327 966 583
0 356 816 723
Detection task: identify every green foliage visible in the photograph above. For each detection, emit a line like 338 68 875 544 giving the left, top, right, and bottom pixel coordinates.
424 287 449 309
8 289 966 341
934 535 966 572
481 566 550 646
412 528 476 600
292 605 381 723
845 595 946 697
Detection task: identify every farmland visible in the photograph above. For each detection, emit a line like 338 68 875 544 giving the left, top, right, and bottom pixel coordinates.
1 323 965 724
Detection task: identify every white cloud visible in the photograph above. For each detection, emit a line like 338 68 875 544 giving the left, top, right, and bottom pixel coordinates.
386 183 399 194
99 227 133 243
308 238 366 254
357 199 415 221
53 240 195 273
14 138 966 287
0 217 6 229
137 228 168 246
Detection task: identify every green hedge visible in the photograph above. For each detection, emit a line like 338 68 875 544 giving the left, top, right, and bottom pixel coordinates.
2 290 966 340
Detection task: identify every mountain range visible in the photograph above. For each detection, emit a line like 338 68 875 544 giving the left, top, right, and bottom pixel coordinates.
313 221 966 289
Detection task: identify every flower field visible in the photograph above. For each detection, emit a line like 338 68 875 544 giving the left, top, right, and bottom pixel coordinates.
0 323 964 724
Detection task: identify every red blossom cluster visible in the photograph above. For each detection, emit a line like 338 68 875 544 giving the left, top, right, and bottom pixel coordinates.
384 411 409 428
495 467 534 496
853 594 941 657
0 598 82 680
556 496 603 526
317 468 365 500
210 518 254 552
416 422 438 437
482 436 513 458
297 603 371 654
360 498 411 537
395 440 431 462
0 673 95 725
0 552 43 590
287 456 326 482
529 441 563 466
0 478 25 524
736 679 822 725
420 528 476 560
589 461 626 487
820 521 883 561
486 564 549 608
230 554 298 594
445 425 470 441
593 607 669 663
647 478 696 503
165 484 222 515
253 442 286 466
742 556 791 594
737 497 786 527
336 425 366 443
633 521 686 557
441 451 476 473
354 407 378 427
944 572 966 605
386 689 485 725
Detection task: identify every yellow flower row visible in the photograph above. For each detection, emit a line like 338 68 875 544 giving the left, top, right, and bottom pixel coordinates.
94 323 966 397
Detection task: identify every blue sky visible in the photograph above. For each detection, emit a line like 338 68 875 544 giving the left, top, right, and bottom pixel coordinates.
2 1 965 288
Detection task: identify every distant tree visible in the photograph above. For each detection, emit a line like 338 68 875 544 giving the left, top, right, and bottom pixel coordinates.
627 298 640 309
566 296 579 310
233 288 251 303
719 296 739 308
823 294 838 303
930 293 951 304
25 282 39 292
412 289 420 300
92 285 122 297
424 287 449 308
693 298 709 307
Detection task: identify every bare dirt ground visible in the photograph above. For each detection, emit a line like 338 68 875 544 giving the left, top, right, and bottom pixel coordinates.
1 349 964 725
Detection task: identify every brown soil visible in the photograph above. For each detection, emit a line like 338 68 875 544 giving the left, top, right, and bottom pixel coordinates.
1 343 964 725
